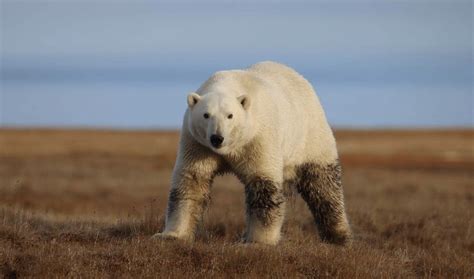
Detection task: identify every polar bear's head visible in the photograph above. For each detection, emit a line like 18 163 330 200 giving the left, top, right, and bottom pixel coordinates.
186 92 252 155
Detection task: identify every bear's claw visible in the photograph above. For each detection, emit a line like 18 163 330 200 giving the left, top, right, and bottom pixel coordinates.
151 232 179 241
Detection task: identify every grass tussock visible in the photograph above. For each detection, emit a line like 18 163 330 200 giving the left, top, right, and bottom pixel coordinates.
0 129 473 278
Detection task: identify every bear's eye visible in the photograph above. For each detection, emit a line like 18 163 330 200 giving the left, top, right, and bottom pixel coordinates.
203 113 210 119
227 114 233 119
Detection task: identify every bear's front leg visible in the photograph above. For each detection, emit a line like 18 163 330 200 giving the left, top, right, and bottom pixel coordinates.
243 177 286 245
153 136 221 241
155 170 214 241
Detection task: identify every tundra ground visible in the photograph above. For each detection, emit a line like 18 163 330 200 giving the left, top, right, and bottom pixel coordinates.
0 129 472 278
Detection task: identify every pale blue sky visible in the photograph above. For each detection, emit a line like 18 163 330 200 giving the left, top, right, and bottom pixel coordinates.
1 0 472 128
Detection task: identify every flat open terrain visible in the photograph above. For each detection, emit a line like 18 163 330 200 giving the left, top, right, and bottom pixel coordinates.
0 129 473 278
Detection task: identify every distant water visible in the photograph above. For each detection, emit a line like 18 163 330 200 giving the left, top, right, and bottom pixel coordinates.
2 74 472 129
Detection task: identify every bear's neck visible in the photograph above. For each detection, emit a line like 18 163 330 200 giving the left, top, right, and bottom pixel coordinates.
222 137 262 174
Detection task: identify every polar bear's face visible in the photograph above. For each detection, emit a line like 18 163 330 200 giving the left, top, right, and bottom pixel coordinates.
186 92 251 155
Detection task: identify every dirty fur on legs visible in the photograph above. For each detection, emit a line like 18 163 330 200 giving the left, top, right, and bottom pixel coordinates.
296 161 352 245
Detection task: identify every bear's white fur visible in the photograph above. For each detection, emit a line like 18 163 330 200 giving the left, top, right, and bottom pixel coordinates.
154 61 351 245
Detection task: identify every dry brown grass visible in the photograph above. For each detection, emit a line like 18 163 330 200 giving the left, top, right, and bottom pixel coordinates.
0 128 473 278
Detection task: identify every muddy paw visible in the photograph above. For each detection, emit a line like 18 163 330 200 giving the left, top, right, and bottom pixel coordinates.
151 232 179 240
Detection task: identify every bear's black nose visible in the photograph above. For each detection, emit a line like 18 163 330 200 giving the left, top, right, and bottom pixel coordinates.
210 134 224 148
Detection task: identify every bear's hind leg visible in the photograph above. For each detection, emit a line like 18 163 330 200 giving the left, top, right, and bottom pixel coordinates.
296 161 352 245
243 177 286 245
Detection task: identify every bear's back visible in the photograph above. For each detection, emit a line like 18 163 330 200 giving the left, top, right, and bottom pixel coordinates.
246 61 326 122
246 61 323 113
246 61 337 165
247 61 315 96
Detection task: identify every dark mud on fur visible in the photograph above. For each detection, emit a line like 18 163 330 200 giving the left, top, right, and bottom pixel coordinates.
296 161 352 244
244 177 285 226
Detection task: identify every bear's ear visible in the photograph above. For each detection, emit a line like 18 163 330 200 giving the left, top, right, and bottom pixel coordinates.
187 92 201 108
237 95 250 110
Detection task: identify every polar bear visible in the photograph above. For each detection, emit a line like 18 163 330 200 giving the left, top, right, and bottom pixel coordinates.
153 61 352 245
